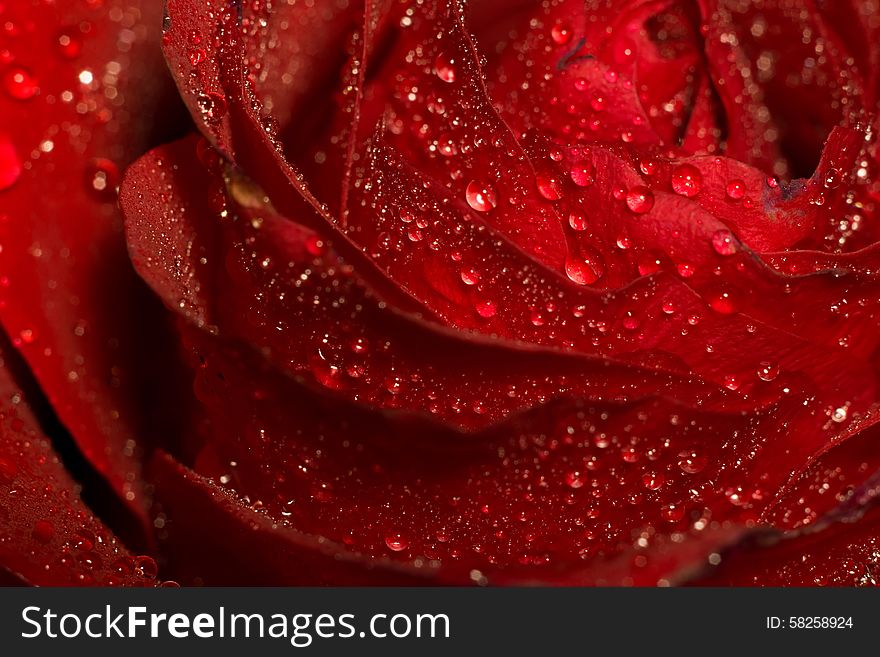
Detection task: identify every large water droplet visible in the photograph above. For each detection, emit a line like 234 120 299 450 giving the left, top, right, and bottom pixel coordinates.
460 266 481 285
725 179 746 200
536 173 563 200
677 448 707 474
565 253 604 285
569 162 594 187
434 52 456 83
711 229 737 256
32 519 54 543
385 533 409 552
757 361 779 382
465 180 497 212
823 167 841 189
670 163 702 197
625 185 654 214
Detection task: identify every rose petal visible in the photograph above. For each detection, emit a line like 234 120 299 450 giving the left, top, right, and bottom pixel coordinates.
0 332 151 586
697 0 865 177
0 0 187 522
694 471 880 585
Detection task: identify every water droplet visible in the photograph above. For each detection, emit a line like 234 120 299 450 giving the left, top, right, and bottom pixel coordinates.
3 66 38 100
568 212 587 231
32 519 54 543
569 162 594 187
134 555 158 580
625 186 654 214
434 52 456 83
823 168 841 189
189 47 206 67
676 262 695 278
475 299 497 318
460 267 481 285
565 471 585 489
725 179 746 200
385 533 409 552
670 164 702 197
677 449 707 474
639 158 658 176
197 92 227 120
642 473 665 490
465 180 497 212
0 135 22 191
536 173 563 200
565 253 603 285
621 446 640 463
757 361 779 382
660 502 685 522
711 229 737 256
723 374 741 391
551 23 572 45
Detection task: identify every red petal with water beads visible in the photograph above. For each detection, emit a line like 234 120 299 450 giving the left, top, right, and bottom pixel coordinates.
150 0 880 585
149 451 439 585
0 335 157 586
481 0 709 149
694 469 880 586
120 135 876 580
122 137 744 431
697 0 867 178
0 0 185 524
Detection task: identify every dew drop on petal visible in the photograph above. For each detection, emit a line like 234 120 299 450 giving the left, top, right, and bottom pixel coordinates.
725 179 746 200
568 212 587 231
660 503 685 522
475 299 497 318
189 47 206 66
134 555 158 580
625 185 654 214
385 533 409 552
434 52 456 83
32 519 54 543
465 180 497 212
757 361 780 382
677 448 707 474
569 162 594 187
565 253 604 285
536 173 563 200
642 472 665 490
670 163 702 197
711 229 737 256
460 267 481 285
823 168 841 189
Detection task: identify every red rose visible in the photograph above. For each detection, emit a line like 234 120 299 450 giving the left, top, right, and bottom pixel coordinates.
1 0 879 586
